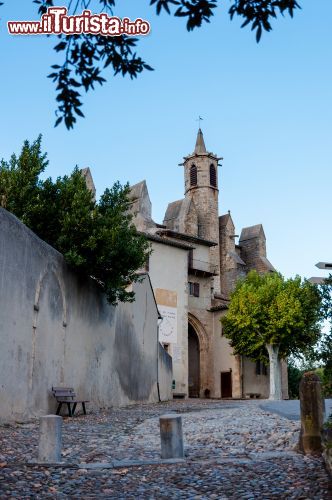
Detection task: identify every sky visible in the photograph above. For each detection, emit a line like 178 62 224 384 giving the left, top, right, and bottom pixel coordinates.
0 1 331 281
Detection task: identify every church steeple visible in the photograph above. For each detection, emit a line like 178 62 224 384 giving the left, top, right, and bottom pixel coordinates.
194 128 206 154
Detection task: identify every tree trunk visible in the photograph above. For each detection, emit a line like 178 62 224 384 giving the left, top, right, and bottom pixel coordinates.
266 344 282 400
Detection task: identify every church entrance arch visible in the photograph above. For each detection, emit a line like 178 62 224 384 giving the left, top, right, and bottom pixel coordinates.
188 313 209 398
188 324 200 397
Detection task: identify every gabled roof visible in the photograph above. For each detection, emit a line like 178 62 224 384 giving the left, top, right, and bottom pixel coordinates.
239 224 265 242
219 213 230 227
129 180 148 200
81 167 96 200
219 211 235 230
164 199 184 222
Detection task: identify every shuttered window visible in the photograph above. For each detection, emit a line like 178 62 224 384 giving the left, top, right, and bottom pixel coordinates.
210 164 217 187
189 282 200 297
190 164 197 186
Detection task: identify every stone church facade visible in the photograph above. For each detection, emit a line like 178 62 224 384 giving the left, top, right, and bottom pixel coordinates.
128 129 288 400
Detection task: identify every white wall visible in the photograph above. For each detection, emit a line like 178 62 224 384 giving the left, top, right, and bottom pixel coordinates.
149 241 189 395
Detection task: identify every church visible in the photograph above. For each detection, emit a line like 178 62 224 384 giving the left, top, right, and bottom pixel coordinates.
128 128 289 400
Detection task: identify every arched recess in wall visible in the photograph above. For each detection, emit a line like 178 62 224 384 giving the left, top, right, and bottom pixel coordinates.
29 267 67 413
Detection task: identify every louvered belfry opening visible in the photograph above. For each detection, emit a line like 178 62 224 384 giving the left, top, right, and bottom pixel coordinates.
210 163 217 187
190 164 197 186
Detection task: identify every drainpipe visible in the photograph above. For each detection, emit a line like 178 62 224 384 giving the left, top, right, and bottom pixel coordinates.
240 355 244 399
157 317 163 402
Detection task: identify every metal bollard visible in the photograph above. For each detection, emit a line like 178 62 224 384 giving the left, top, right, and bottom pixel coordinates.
38 415 63 463
159 414 184 459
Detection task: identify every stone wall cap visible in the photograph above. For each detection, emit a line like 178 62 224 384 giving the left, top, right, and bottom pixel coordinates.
160 414 182 420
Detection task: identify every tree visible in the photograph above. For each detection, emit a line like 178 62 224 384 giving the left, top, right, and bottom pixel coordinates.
0 136 150 304
317 275 332 393
221 270 322 400
3 1 300 128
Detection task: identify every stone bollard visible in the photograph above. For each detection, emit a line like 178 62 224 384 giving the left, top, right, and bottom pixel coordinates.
299 372 325 455
159 414 184 459
38 415 63 463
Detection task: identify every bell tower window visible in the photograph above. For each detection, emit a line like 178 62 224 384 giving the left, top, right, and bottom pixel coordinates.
210 164 217 187
190 164 197 186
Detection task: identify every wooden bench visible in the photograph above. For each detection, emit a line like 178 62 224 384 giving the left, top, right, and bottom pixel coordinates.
52 387 89 417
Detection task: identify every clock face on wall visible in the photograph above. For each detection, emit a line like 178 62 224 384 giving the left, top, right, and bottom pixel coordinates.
158 305 177 344
161 317 175 338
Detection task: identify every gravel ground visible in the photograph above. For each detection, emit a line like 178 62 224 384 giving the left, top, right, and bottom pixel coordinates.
0 399 331 499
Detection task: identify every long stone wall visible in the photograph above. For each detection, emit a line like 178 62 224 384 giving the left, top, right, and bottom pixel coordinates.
0 208 172 422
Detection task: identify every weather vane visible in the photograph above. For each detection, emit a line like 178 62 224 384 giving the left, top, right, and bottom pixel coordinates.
196 116 203 128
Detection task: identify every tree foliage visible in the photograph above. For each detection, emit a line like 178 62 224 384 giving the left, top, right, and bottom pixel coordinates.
317 275 332 387
221 270 322 362
0 136 150 304
3 1 301 128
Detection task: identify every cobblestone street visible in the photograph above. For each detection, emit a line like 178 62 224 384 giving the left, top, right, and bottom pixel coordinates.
0 399 331 499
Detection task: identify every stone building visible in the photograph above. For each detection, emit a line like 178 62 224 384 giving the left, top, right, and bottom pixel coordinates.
128 128 288 400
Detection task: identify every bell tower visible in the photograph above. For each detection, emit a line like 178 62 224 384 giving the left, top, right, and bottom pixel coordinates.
182 128 222 292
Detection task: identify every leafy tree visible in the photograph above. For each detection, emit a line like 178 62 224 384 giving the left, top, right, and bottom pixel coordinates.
287 361 303 399
3 1 300 128
221 270 322 400
0 136 150 304
317 275 332 391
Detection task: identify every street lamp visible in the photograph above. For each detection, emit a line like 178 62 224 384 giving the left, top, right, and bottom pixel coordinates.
309 262 332 284
316 262 332 270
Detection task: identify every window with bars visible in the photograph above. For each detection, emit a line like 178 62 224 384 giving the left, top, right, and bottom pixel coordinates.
190 164 197 186
188 282 200 297
210 164 217 187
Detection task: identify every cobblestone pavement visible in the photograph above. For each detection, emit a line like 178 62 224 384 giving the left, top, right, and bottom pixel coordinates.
0 399 331 498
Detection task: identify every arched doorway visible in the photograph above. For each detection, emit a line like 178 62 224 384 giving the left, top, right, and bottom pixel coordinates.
188 323 200 397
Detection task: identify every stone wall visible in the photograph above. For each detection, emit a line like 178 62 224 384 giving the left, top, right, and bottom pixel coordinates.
0 208 172 422
158 343 173 401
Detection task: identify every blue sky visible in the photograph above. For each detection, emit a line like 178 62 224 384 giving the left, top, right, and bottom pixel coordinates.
0 1 331 280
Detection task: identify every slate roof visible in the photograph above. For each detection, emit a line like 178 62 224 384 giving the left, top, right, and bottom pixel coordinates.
259 256 276 272
228 250 246 266
158 229 217 247
145 232 194 250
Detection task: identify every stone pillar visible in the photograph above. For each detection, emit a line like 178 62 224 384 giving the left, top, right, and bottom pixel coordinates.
160 414 184 459
38 415 62 463
299 372 325 455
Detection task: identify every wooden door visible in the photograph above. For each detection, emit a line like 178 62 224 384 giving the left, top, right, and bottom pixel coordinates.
220 371 232 398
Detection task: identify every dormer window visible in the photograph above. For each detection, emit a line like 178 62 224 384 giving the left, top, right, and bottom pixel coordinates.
210 164 217 187
190 164 197 186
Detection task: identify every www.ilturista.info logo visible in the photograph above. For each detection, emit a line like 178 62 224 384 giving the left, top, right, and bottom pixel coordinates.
7 7 151 36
